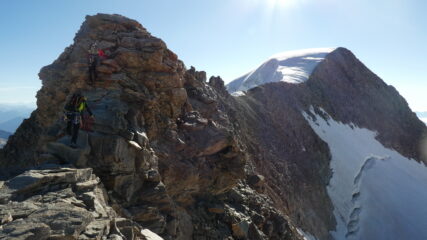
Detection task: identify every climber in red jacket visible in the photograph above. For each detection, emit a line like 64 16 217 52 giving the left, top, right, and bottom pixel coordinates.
98 49 107 60
88 43 110 84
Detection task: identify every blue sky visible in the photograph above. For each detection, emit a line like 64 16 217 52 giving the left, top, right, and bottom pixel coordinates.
0 0 426 111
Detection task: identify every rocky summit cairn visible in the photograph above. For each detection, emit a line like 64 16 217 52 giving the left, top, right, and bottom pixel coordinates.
0 14 298 240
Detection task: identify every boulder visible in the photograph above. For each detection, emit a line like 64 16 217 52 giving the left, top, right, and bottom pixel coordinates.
0 167 122 239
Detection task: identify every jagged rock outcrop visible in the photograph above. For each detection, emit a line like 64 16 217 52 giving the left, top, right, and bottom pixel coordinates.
0 167 162 240
0 14 300 240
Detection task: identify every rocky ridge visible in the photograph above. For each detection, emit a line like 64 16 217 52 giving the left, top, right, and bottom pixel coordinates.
0 14 300 240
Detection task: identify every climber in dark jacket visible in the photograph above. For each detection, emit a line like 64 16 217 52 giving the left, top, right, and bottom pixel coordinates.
64 93 94 147
88 42 99 84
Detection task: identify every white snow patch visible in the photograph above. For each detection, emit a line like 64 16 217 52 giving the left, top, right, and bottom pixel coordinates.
231 91 246 97
297 228 319 240
141 229 163 240
227 48 336 93
420 117 427 124
303 108 427 240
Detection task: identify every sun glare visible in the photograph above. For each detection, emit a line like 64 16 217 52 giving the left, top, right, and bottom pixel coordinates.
266 0 297 8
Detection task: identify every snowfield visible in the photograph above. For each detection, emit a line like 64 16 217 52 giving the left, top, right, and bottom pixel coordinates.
303 108 427 240
227 48 336 93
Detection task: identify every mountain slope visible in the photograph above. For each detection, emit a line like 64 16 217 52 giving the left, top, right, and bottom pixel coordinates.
225 47 427 239
0 117 25 133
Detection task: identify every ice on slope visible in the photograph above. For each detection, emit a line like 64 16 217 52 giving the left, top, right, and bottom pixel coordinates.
227 48 336 93
303 108 427 240
297 228 318 240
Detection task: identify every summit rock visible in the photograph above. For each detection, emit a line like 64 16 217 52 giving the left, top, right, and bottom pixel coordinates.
0 14 297 240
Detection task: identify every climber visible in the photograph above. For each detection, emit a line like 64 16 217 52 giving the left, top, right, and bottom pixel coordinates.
64 93 94 148
98 48 107 60
88 42 99 84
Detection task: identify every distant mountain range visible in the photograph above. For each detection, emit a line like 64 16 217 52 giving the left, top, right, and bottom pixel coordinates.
0 130 10 149
0 103 34 133
0 129 11 139
0 117 26 133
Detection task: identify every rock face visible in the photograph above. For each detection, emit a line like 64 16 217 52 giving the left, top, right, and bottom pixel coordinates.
0 167 163 240
0 14 299 240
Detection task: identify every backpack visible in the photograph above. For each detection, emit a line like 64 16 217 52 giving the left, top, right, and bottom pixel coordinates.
81 114 94 132
65 94 83 112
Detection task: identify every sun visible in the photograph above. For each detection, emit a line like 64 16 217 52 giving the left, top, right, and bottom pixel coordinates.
266 0 298 8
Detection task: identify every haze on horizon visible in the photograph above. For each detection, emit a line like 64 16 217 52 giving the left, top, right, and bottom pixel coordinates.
0 0 426 111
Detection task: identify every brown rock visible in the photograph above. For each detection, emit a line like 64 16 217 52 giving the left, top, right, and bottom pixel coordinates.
232 221 249 239
207 206 225 214
102 59 121 72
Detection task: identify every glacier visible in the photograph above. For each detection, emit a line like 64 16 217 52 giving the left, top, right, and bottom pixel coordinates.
303 108 427 240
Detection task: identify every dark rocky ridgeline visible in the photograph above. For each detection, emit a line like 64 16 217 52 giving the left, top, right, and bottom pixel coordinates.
223 48 427 239
0 14 300 239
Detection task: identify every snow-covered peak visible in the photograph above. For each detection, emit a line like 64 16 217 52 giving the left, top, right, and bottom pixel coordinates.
226 47 336 93
270 47 335 61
